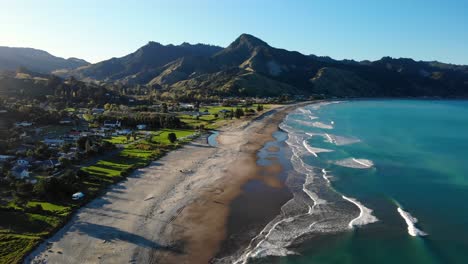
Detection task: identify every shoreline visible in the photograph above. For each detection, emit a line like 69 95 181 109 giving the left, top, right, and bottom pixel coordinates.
26 102 310 264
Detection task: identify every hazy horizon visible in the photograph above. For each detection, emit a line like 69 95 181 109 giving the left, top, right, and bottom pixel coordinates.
1 0 467 64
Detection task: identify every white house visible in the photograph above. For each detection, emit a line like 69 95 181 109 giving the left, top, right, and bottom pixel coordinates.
43 139 65 147
104 120 121 128
117 129 132 135
136 124 147 130
72 192 85 200
15 121 33 127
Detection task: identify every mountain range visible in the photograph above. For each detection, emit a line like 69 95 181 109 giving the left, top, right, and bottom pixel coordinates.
2 34 468 98
0 46 89 74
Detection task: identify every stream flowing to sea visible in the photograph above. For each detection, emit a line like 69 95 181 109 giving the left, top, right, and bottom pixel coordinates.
232 100 468 264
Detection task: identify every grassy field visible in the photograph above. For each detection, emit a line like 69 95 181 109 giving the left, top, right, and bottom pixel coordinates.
179 104 271 129
150 129 197 144
0 200 73 263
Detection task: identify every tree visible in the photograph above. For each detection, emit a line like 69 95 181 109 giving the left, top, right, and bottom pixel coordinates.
256 105 264 112
162 103 168 113
235 108 244 119
167 132 177 143
77 137 88 150
59 157 72 169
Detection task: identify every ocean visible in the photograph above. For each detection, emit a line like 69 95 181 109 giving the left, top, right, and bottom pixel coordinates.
234 100 468 264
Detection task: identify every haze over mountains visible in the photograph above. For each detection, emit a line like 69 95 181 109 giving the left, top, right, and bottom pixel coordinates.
0 46 89 73
2 34 468 98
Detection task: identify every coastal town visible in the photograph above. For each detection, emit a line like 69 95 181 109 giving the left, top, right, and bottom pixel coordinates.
0 92 280 263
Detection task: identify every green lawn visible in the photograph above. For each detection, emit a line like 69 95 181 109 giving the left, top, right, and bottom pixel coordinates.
0 210 64 263
151 129 197 144
104 135 137 145
0 234 39 264
26 202 71 216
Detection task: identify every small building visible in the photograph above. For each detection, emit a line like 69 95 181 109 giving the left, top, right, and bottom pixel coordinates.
59 118 73 125
15 121 33 127
116 129 132 135
179 103 195 110
92 108 105 115
0 155 15 162
16 159 30 167
11 166 29 179
72 192 85 200
39 159 61 170
104 120 121 128
136 124 147 130
43 139 65 147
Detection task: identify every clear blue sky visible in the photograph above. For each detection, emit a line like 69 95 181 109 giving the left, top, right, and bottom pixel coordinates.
1 0 467 64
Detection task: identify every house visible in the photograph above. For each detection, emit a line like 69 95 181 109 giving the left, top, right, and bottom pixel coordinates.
92 108 105 115
72 192 85 200
16 159 30 167
136 124 147 130
179 103 195 110
15 121 33 127
11 166 29 179
59 118 73 125
104 120 121 128
43 138 65 147
39 159 61 170
0 155 15 162
116 129 132 135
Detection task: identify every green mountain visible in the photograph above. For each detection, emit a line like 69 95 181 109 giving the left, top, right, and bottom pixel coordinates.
58 42 222 83
54 34 468 98
0 46 89 73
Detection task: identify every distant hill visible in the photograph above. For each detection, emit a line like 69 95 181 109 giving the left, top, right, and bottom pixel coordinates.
53 34 468 98
58 42 223 83
0 46 89 73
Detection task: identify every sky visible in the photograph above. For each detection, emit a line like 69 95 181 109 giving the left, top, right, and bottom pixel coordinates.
0 0 467 64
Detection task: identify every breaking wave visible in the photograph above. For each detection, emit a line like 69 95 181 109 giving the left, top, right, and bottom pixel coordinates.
335 158 374 169
342 195 379 227
397 207 427 237
223 101 379 264
312 121 334 129
302 140 334 157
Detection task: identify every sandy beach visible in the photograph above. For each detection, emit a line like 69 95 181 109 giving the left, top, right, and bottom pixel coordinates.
26 103 306 264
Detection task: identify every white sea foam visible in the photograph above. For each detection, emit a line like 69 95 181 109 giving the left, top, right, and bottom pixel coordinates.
321 169 331 184
312 121 334 129
322 133 361 146
342 195 379 227
335 158 374 169
302 140 333 157
397 207 427 237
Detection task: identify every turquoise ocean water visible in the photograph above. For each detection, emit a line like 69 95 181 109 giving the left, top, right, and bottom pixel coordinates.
249 100 468 264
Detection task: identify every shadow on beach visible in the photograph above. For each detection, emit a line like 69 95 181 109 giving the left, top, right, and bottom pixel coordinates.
73 222 183 253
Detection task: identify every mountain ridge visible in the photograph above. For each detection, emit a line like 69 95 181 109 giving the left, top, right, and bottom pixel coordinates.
0 46 90 73
4 34 468 98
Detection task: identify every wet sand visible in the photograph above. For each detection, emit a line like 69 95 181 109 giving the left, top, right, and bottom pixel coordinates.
26 103 309 264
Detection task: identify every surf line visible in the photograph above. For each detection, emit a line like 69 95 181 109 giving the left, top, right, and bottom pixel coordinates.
324 133 335 144
342 195 378 228
352 158 373 168
235 173 323 264
321 169 330 184
397 207 428 237
302 140 318 157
